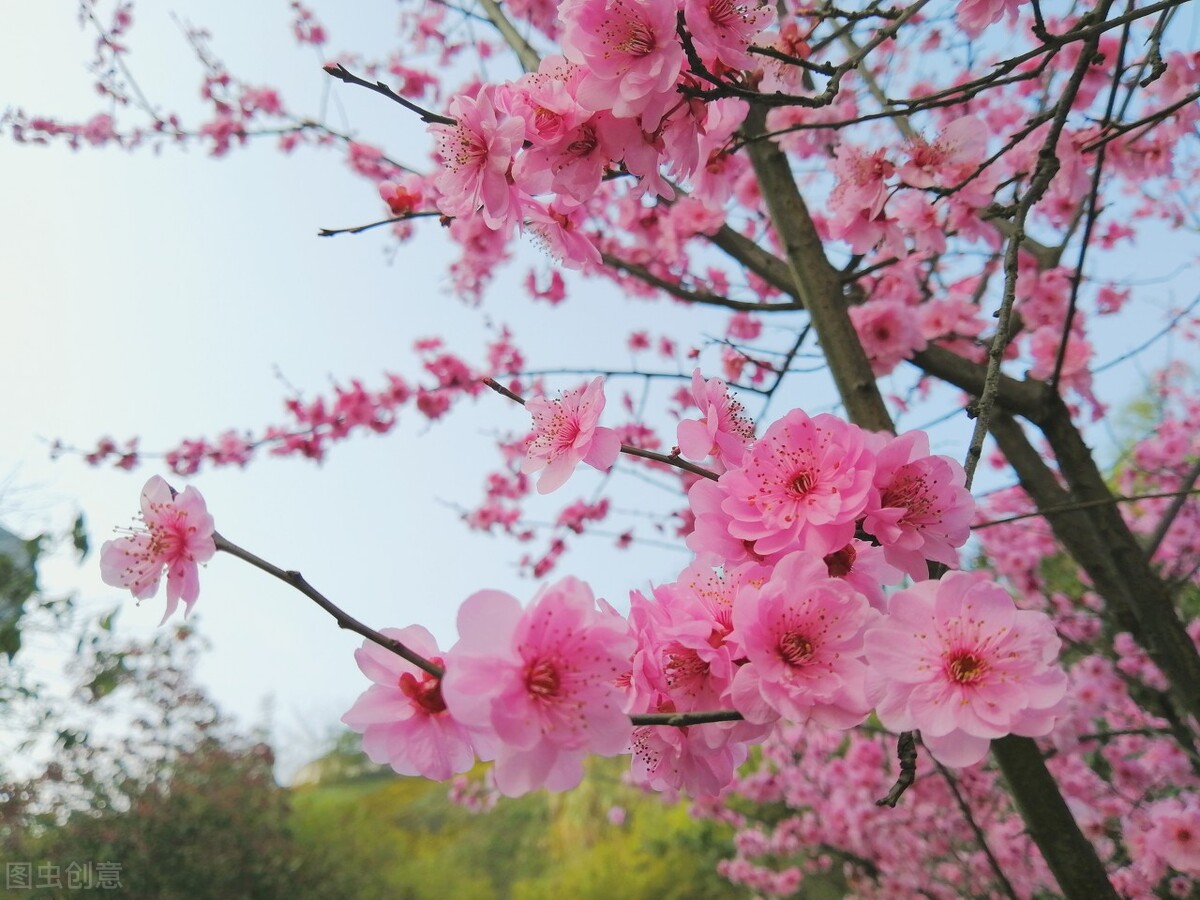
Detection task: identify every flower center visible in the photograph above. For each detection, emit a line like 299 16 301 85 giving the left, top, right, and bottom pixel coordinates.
788 469 817 497
398 671 447 715
707 0 739 26
665 645 709 690
778 632 814 667
526 658 560 698
823 543 857 577
618 20 655 56
947 652 987 685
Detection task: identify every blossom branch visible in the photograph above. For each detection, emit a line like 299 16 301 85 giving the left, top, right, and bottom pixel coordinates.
480 378 720 481
212 532 444 678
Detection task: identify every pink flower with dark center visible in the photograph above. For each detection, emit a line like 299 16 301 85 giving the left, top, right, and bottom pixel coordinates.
718 408 876 557
342 626 483 781
729 551 874 728
862 430 974 579
100 475 216 623
442 578 635 796
848 299 927 376
865 572 1068 767
523 376 621 493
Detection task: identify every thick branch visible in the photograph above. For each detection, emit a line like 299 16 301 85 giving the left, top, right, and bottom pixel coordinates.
991 736 1117 899
742 104 893 433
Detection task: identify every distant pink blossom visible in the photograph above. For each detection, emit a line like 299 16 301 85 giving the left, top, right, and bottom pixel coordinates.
899 115 988 191
99 475 216 622
849 299 927 376
718 408 876 557
1135 796 1200 877
523 376 621 493
955 0 1026 37
342 626 481 780
729 551 874 728
442 579 635 796
865 572 1068 767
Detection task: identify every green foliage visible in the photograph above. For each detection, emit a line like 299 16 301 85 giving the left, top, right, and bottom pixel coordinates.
0 618 357 900
289 752 740 899
0 526 39 660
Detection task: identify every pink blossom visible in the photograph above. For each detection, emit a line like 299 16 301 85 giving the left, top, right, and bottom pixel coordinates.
523 376 621 493
442 579 635 796
99 475 216 622
717 408 876 557
430 84 527 231
342 626 481 780
676 369 755 467
729 551 874 728
1139 796 1200 876
861 430 974 579
899 115 988 191
630 698 749 796
848 299 927 376
683 0 775 72
560 0 685 129
865 572 1068 767
955 0 1026 37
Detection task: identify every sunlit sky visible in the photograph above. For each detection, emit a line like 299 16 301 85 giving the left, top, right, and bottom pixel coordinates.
2 3 1192 775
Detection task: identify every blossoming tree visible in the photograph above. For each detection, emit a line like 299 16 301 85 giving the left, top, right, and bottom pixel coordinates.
11 0 1200 895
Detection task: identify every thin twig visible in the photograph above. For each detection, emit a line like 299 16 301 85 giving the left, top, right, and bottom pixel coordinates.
318 211 443 237
213 532 444 677
323 63 455 125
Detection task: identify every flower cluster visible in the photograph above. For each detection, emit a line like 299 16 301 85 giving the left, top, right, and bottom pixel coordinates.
103 382 1063 799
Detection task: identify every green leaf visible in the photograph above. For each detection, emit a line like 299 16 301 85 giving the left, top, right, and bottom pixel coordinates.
72 513 90 560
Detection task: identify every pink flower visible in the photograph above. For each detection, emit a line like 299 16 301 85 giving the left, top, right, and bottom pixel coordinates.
677 369 755 469
630 697 749 796
864 572 1068 767
861 430 974 579
955 0 1026 37
899 115 988 190
430 84 527 231
848 299 927 376
718 408 876 557
342 627 482 780
100 475 216 623
683 0 775 72
560 0 684 129
442 579 635 796
523 376 621 493
729 551 874 728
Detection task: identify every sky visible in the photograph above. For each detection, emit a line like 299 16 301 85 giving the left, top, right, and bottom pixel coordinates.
0 2 729 774
2 2 1194 777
